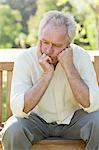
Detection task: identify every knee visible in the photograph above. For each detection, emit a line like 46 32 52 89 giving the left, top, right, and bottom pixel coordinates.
81 111 99 140
2 116 23 141
84 111 99 136
90 112 99 128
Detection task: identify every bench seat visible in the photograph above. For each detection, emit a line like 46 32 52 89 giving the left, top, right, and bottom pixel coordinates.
0 139 85 150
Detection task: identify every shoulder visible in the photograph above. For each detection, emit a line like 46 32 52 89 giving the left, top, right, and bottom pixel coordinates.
14 46 37 67
71 44 92 73
15 46 37 60
71 43 90 63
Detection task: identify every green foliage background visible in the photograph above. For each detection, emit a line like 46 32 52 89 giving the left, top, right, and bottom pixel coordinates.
0 4 22 48
0 0 99 50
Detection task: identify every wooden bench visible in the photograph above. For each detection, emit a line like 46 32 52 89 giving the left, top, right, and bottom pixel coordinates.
0 55 99 150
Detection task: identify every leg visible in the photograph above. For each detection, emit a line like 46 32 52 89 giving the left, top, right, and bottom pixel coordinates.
79 111 99 150
1 113 49 150
60 109 99 150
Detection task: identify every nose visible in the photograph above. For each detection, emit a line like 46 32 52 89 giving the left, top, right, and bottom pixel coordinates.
46 43 54 55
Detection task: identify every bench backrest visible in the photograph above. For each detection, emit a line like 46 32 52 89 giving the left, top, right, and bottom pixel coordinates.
0 62 14 126
0 56 99 126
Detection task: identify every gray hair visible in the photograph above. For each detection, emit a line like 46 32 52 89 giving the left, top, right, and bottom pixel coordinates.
38 10 77 42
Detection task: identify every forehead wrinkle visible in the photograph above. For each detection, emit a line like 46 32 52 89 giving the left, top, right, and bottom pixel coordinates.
41 24 67 45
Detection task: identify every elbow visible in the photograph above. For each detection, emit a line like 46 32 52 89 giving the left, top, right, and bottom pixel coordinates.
84 102 90 108
82 98 90 108
10 94 28 118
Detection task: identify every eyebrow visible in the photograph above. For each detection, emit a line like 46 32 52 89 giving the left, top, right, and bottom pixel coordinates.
41 39 63 47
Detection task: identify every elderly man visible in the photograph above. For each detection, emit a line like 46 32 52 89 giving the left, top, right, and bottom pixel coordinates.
1 10 99 150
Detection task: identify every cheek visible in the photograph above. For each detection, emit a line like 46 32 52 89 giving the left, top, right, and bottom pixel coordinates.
41 44 48 53
54 48 62 56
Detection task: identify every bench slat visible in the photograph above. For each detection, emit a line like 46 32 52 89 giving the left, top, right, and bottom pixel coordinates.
0 71 2 124
6 71 13 119
0 62 14 71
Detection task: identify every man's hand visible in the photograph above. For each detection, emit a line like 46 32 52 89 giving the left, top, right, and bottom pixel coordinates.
24 46 54 113
58 46 90 108
57 46 73 70
39 53 54 76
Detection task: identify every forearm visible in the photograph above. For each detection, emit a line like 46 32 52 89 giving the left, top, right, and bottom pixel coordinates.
24 72 53 113
64 63 90 108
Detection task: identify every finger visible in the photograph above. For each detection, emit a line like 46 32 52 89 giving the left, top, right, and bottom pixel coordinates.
41 54 52 64
40 53 48 60
59 49 66 56
47 57 53 64
66 45 72 51
42 53 46 57
45 56 53 64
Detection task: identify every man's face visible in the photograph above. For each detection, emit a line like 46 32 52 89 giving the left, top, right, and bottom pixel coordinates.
39 24 70 65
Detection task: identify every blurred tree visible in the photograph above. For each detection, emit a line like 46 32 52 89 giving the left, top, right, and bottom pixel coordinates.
5 0 37 34
86 0 99 49
0 4 23 48
26 0 64 45
27 0 97 50
59 0 97 50
0 0 98 50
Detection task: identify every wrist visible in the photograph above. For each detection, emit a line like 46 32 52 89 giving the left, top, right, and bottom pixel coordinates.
42 71 54 81
64 63 80 80
64 62 76 75
64 61 74 71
